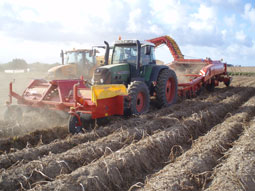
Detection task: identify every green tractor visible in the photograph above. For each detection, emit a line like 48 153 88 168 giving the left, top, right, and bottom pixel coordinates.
92 39 178 114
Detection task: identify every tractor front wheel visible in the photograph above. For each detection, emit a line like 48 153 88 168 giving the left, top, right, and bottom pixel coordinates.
128 81 150 115
155 69 178 108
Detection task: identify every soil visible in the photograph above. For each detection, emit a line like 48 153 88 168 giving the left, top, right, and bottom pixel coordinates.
0 75 255 191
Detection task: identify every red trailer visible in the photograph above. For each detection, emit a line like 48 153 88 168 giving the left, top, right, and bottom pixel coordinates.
148 36 231 98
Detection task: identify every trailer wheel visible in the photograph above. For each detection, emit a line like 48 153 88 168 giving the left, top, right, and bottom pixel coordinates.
128 81 150 115
68 115 84 134
155 69 178 108
206 80 215 92
224 80 231 87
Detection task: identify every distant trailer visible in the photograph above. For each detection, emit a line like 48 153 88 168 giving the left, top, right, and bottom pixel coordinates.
4 69 30 73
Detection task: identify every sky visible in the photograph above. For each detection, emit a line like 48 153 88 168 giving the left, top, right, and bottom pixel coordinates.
0 0 254 66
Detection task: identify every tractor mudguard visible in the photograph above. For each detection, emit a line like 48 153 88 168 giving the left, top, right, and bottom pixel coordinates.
148 65 169 93
149 65 169 83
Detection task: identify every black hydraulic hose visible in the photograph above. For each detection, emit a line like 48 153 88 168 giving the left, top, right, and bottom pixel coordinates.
136 40 141 77
104 41 109 65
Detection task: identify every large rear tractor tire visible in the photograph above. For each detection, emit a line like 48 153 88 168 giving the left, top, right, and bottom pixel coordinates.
128 81 150 115
155 69 178 108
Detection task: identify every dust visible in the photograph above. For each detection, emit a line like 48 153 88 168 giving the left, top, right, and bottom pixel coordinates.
0 108 68 138
169 62 206 83
0 71 69 138
0 71 48 119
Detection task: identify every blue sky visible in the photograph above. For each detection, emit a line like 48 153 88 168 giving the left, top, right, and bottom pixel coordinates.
0 0 254 66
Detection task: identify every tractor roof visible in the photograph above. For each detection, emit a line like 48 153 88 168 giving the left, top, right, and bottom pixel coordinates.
65 49 93 53
65 49 100 54
114 40 155 47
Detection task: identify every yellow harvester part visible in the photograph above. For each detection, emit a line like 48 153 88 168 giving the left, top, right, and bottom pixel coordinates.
91 84 128 105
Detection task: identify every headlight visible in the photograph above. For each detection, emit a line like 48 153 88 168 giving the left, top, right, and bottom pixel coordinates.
100 78 104 83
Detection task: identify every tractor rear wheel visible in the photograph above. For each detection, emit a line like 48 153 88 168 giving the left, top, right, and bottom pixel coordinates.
155 69 178 108
128 81 150 115
68 115 84 134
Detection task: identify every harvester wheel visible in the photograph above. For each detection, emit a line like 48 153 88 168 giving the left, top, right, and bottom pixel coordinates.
206 80 215 92
68 115 84 134
224 80 231 87
128 81 150 115
155 69 178 108
96 117 109 126
4 105 23 122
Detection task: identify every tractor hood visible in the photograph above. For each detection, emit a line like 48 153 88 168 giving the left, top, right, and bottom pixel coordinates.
92 63 130 85
48 64 77 79
48 64 68 73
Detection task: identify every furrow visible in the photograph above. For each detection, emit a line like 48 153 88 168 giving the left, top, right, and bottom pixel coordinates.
0 126 68 154
29 83 255 191
204 118 255 191
1 85 240 189
138 96 255 191
0 125 120 170
0 82 244 169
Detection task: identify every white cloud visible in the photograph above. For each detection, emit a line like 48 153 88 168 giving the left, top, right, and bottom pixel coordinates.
149 24 163 35
0 31 92 63
150 0 187 30
243 3 255 25
188 4 217 31
127 8 142 33
0 0 254 66
221 29 227 40
224 14 236 27
227 0 240 4
211 0 240 5
235 30 246 42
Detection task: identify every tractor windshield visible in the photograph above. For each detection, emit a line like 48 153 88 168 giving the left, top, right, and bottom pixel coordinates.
65 52 83 65
65 52 94 65
112 45 137 65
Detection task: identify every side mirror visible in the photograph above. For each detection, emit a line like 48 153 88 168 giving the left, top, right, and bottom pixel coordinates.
60 50 64 65
144 46 151 55
89 49 97 57
60 50 64 58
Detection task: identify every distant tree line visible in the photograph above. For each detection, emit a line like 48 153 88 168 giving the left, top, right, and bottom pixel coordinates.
0 58 60 72
8 59 28 69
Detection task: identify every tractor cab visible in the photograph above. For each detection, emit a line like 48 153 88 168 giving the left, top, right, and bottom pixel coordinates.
92 40 157 86
48 49 98 80
112 40 156 66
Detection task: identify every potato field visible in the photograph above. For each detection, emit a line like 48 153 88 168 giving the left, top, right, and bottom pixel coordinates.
0 75 255 191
